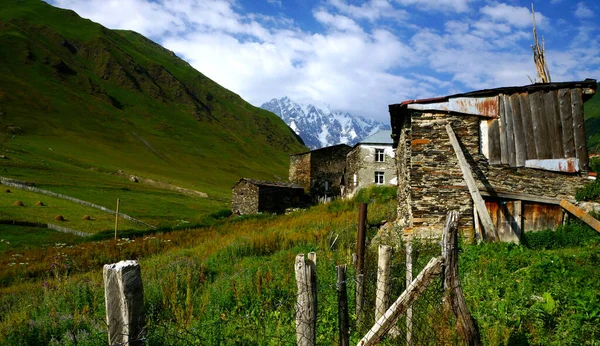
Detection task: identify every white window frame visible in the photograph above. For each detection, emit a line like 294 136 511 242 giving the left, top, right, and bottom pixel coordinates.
374 171 384 184
375 148 385 162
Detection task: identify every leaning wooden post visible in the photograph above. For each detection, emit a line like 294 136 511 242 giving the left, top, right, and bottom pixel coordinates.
356 202 367 328
405 239 414 346
375 245 392 321
358 256 444 346
103 260 145 346
446 124 498 241
295 254 317 346
337 265 350 346
442 211 482 346
114 198 120 241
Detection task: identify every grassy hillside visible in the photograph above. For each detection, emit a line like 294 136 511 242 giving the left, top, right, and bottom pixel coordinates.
0 187 598 345
585 83 600 153
0 0 306 228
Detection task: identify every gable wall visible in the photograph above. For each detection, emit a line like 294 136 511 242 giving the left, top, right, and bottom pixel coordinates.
309 146 351 201
403 111 590 239
232 181 259 215
289 153 311 193
345 144 397 198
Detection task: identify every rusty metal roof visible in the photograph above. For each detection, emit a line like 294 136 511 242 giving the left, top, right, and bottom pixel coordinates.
395 79 597 107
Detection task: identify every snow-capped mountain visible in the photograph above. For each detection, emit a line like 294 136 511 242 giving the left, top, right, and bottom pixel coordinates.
261 97 390 149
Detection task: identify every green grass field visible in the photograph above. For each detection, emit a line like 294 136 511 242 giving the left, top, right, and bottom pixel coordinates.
0 187 598 345
0 224 82 255
0 188 141 234
0 0 306 231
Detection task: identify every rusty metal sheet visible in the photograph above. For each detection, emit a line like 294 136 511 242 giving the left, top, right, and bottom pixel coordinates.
524 158 579 173
406 96 498 118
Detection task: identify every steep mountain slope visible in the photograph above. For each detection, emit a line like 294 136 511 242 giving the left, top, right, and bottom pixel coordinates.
261 97 389 149
585 83 600 153
0 0 306 211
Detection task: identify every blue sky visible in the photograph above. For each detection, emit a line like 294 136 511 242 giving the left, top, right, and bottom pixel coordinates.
48 0 600 122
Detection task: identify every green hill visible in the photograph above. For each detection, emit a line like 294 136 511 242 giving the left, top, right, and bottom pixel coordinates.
585 83 600 153
0 0 306 226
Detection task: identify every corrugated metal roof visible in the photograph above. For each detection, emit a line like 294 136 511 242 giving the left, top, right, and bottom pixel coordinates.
359 130 393 145
395 79 597 107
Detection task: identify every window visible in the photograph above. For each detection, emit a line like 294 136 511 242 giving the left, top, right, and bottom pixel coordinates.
375 149 385 162
353 173 357 186
374 171 384 184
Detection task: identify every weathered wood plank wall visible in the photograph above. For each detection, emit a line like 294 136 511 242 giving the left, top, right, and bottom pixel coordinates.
487 88 588 171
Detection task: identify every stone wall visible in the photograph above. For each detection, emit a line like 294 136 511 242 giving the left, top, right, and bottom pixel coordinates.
403 112 590 238
289 153 311 193
232 180 259 215
345 144 397 198
309 145 351 202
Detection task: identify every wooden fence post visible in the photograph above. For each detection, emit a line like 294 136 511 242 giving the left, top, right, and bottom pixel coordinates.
358 256 444 346
103 260 145 346
405 239 414 346
337 265 350 346
295 253 317 346
375 245 392 321
114 198 120 241
356 203 367 328
442 211 482 346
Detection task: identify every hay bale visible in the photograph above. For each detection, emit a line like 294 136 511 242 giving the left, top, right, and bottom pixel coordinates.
54 215 65 221
4 189 10 193
82 215 92 220
13 201 24 206
35 201 45 206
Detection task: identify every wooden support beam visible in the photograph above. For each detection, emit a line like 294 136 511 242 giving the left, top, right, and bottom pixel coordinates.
445 124 499 241
560 200 600 233
357 257 444 346
479 190 564 205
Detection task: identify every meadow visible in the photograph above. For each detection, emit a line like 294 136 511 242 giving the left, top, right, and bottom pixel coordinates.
0 186 599 345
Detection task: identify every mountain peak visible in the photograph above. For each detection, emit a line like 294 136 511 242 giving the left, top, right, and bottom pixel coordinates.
261 97 390 149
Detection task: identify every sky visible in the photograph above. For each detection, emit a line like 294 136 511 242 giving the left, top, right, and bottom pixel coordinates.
48 0 600 123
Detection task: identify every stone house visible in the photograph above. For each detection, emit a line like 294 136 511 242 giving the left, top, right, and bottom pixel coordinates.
289 144 352 203
231 178 305 215
344 130 398 198
389 79 597 242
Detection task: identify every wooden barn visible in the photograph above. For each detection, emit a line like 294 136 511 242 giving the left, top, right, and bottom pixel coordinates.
231 179 305 215
389 79 597 242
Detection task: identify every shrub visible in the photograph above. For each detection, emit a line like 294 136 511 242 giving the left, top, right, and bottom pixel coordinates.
575 179 600 201
524 221 600 250
355 185 397 204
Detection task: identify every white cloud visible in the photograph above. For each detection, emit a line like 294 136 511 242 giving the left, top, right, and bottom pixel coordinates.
314 10 363 33
480 4 544 28
327 0 405 21
47 0 600 123
575 2 594 19
396 0 472 13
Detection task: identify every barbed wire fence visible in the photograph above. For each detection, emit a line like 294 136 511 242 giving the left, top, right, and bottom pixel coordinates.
95 210 478 346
